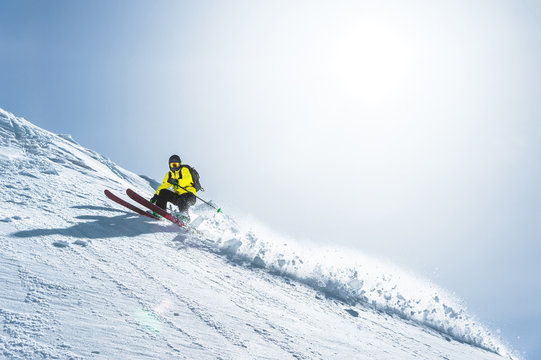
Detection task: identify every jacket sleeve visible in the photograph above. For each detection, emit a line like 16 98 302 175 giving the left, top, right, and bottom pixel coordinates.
155 172 171 195
180 167 196 195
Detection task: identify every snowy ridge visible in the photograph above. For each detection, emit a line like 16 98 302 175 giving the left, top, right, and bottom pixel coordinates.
0 108 148 191
0 108 517 359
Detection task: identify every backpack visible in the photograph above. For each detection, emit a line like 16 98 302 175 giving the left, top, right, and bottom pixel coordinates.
182 165 204 192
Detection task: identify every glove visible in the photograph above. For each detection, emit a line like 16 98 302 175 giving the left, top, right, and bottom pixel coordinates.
150 194 159 204
167 178 179 186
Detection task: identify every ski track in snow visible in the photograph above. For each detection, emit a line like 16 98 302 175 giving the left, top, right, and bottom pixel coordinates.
0 108 519 359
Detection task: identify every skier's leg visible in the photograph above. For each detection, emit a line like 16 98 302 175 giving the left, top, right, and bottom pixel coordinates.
174 193 196 213
155 190 175 210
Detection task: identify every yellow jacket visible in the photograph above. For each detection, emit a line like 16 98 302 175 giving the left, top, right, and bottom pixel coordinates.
155 167 197 196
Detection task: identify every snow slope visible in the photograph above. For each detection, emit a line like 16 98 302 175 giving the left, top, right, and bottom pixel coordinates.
0 108 518 359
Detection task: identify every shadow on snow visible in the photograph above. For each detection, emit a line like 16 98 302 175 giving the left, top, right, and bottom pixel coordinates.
11 208 183 240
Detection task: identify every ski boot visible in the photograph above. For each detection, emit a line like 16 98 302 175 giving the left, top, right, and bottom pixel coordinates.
146 210 161 218
149 198 161 218
171 211 190 224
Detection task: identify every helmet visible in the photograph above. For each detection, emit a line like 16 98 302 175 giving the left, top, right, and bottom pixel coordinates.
169 154 181 171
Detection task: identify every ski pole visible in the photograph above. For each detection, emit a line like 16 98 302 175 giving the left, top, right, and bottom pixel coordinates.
174 183 222 213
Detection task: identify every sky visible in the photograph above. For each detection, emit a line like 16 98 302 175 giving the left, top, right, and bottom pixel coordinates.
1 0 540 357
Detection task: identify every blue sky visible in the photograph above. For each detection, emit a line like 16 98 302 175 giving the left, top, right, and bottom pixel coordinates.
1 0 540 357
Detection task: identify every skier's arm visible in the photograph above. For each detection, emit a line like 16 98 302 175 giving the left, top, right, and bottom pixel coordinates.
154 172 172 195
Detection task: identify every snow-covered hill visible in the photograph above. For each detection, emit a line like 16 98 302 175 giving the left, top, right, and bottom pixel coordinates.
0 108 517 359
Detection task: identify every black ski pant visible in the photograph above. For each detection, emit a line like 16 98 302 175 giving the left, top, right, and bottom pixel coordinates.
155 190 196 213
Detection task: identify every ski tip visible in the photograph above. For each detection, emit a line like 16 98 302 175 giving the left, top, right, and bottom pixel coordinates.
217 208 222 213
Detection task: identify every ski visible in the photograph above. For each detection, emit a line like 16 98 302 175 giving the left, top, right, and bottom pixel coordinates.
126 188 186 227
104 189 159 219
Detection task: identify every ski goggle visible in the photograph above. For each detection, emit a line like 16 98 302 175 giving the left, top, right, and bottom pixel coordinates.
169 162 180 169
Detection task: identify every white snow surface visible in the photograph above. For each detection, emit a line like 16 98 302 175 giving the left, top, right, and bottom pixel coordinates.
0 108 518 359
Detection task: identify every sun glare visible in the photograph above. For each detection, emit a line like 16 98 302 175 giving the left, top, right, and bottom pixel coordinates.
329 19 416 105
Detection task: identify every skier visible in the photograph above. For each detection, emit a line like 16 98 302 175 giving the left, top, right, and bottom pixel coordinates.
150 154 196 221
